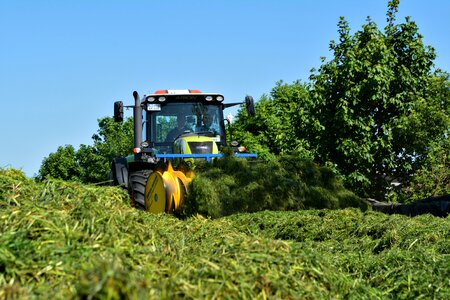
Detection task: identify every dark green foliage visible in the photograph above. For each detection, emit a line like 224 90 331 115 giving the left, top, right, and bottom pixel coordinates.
183 155 369 218
38 117 133 183
232 1 450 200
37 145 83 182
319 11 449 198
393 136 450 203
389 72 450 202
231 81 314 160
1 168 449 298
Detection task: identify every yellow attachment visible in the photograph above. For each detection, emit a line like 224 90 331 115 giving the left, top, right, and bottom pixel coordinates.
144 161 194 214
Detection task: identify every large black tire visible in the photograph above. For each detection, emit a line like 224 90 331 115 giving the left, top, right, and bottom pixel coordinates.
128 170 152 210
111 157 129 190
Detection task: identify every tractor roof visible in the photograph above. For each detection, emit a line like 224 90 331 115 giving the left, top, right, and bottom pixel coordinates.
142 89 224 104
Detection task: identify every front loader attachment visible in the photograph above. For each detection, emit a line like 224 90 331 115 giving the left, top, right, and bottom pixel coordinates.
144 161 194 214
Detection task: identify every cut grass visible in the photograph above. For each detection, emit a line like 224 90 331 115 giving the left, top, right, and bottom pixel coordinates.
183 156 370 218
1 168 449 299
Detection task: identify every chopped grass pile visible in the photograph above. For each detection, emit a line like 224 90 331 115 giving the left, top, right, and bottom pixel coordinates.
183 155 369 218
229 210 450 298
1 168 449 299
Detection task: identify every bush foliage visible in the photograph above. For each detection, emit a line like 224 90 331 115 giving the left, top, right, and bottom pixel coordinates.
38 117 133 183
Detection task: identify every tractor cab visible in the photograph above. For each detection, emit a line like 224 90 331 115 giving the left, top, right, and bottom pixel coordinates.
144 90 226 156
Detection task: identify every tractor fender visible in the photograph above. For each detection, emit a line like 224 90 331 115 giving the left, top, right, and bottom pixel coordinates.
111 157 129 189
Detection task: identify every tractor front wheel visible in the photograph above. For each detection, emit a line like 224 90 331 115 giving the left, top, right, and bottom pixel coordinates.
128 170 152 210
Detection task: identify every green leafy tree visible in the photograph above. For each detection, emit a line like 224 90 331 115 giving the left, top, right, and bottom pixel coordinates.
392 72 450 202
233 0 450 200
77 117 134 183
308 0 449 199
38 117 134 183
38 145 82 181
391 137 450 203
231 81 315 160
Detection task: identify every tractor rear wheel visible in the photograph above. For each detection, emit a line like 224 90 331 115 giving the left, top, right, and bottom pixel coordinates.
128 170 152 210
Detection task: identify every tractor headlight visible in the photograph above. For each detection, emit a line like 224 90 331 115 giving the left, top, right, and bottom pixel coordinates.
148 97 156 102
205 96 213 101
158 97 166 102
216 96 224 102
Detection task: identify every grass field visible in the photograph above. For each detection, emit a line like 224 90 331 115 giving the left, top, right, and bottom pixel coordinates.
1 168 449 299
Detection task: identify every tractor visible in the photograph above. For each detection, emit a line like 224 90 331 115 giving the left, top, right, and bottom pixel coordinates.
111 89 256 214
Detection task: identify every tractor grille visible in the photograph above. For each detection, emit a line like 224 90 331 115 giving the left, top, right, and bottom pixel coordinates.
188 142 213 154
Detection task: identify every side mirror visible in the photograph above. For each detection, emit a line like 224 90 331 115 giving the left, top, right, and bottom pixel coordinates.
114 101 124 122
245 96 255 117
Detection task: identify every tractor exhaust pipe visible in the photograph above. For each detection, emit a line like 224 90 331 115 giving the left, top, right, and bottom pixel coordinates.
133 91 143 151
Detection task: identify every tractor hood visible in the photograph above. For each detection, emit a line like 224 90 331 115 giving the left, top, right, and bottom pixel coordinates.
174 134 220 155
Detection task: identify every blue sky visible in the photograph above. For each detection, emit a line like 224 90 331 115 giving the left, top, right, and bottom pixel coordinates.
1 0 449 177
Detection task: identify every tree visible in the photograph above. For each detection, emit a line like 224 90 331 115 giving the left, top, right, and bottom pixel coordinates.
38 117 134 183
231 81 315 160
38 145 82 181
77 117 134 183
392 72 450 202
233 0 450 200
307 0 449 199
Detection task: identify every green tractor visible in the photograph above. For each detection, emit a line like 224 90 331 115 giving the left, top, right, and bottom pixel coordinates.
111 89 256 214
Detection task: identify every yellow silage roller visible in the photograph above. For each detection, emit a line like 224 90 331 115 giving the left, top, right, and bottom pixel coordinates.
144 161 194 214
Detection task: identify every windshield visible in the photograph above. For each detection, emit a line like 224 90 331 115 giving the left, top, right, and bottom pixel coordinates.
149 103 224 144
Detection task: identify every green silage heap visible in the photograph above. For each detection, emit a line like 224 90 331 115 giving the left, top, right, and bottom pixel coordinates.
1 168 449 299
183 155 370 218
